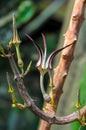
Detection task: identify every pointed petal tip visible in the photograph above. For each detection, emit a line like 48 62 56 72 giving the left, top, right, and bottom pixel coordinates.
46 43 74 70
25 33 34 43
41 33 47 52
41 33 44 37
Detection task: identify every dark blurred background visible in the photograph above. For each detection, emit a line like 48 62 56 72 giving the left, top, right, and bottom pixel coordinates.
0 0 86 130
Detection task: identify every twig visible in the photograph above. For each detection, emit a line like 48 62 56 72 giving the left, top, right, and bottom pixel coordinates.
7 51 32 106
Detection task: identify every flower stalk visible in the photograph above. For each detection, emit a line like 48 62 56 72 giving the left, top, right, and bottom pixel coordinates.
15 44 24 73
40 73 51 102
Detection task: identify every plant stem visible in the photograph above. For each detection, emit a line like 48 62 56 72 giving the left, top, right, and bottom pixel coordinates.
40 73 51 102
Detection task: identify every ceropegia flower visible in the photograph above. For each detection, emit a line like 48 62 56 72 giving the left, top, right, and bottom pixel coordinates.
26 33 73 74
26 33 73 102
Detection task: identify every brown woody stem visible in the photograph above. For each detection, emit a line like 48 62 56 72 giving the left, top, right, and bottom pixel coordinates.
38 0 86 130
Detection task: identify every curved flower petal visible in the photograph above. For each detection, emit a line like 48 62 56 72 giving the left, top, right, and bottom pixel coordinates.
41 33 47 68
26 33 42 67
46 43 73 69
41 33 47 55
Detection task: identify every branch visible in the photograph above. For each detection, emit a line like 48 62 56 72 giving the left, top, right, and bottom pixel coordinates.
7 51 32 106
38 0 86 129
7 47 86 126
53 0 86 106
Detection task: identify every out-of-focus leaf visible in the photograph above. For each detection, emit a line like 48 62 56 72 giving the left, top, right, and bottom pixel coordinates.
72 122 81 130
22 0 66 34
7 109 19 130
16 1 36 25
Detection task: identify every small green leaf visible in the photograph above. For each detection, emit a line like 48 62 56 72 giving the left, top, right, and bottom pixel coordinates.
24 61 32 76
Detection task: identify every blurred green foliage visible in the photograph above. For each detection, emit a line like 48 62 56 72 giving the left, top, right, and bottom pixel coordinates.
16 1 36 25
